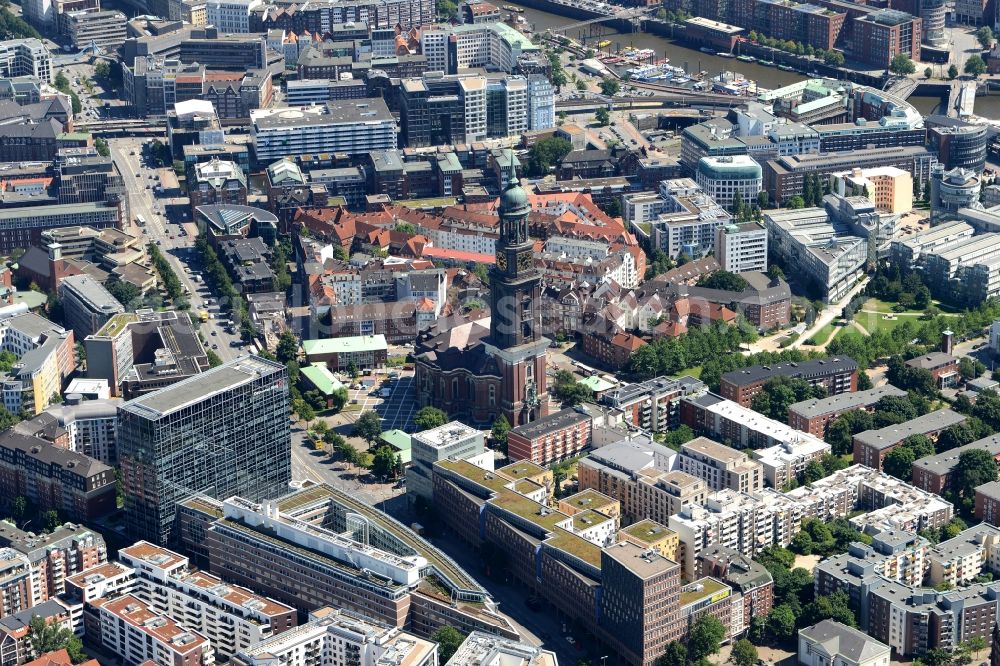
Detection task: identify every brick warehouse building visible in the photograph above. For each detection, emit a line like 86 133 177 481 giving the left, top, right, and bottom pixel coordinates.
849 9 922 69
719 357 858 406
506 407 593 465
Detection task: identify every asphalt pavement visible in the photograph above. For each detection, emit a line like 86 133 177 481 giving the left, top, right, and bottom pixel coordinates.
108 136 250 363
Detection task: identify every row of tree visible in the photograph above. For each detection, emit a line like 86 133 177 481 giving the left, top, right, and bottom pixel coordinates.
52 72 82 115
745 31 846 66
628 321 759 381
195 235 255 341
147 243 185 304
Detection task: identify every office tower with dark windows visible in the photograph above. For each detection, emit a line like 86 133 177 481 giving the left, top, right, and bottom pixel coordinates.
117 355 290 545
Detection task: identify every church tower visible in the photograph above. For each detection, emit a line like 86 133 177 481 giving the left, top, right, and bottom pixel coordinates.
486 165 549 427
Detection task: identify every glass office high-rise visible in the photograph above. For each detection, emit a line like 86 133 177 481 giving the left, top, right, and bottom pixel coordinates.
118 355 290 544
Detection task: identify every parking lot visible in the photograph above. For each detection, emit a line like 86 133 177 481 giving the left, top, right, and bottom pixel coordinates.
345 374 417 432
378 376 416 431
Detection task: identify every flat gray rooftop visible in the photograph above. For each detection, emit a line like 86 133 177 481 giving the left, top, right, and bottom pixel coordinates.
121 355 282 418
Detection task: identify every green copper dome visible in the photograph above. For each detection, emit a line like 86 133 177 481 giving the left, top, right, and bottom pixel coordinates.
500 177 530 216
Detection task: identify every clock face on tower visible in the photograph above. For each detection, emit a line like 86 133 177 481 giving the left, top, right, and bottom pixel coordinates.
517 252 532 271
496 253 508 271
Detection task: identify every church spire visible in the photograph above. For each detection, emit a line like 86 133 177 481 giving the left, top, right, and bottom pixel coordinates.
497 152 531 250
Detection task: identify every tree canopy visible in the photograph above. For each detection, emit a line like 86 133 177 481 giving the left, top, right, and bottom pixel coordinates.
696 271 749 292
414 406 448 431
750 375 827 422
953 448 999 500
688 616 727 662
630 321 758 382
889 53 916 75
431 626 466 664
965 54 988 77
551 370 593 406
28 615 86 663
977 26 994 48
730 639 757 666
371 445 400 480
525 137 572 177
353 411 383 444
883 434 934 480
598 78 620 96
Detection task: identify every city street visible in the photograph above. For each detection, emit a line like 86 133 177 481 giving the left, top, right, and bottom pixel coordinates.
108 136 249 363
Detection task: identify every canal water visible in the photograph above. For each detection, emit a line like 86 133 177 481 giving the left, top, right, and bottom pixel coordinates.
507 1 807 88
509 1 1000 119
909 93 1000 119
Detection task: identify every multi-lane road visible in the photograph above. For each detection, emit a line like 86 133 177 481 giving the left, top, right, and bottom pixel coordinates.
109 136 249 363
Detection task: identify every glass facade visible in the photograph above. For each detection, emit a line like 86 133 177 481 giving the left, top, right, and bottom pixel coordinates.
118 356 290 545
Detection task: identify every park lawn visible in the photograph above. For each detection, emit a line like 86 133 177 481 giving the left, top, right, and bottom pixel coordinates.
856 311 922 335
807 322 839 346
862 298 899 313
672 366 703 379
834 329 867 345
865 297 962 316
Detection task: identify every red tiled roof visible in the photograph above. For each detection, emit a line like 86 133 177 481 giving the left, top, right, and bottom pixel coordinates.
611 333 646 352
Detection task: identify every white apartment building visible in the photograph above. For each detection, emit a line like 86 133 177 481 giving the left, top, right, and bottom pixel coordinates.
65 561 136 604
669 489 763 579
695 155 763 209
420 22 536 73
544 237 608 262
251 100 397 162
91 595 215 666
665 463 951 581
449 632 556 666
926 524 1000 588
461 75 487 144
42 398 122 464
715 222 768 273
645 179 732 260
232 607 438 666
204 0 263 32
0 39 52 82
63 561 137 633
623 192 669 226
528 74 554 131
419 218 498 255
678 437 764 494
754 438 832 489
119 541 297 660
